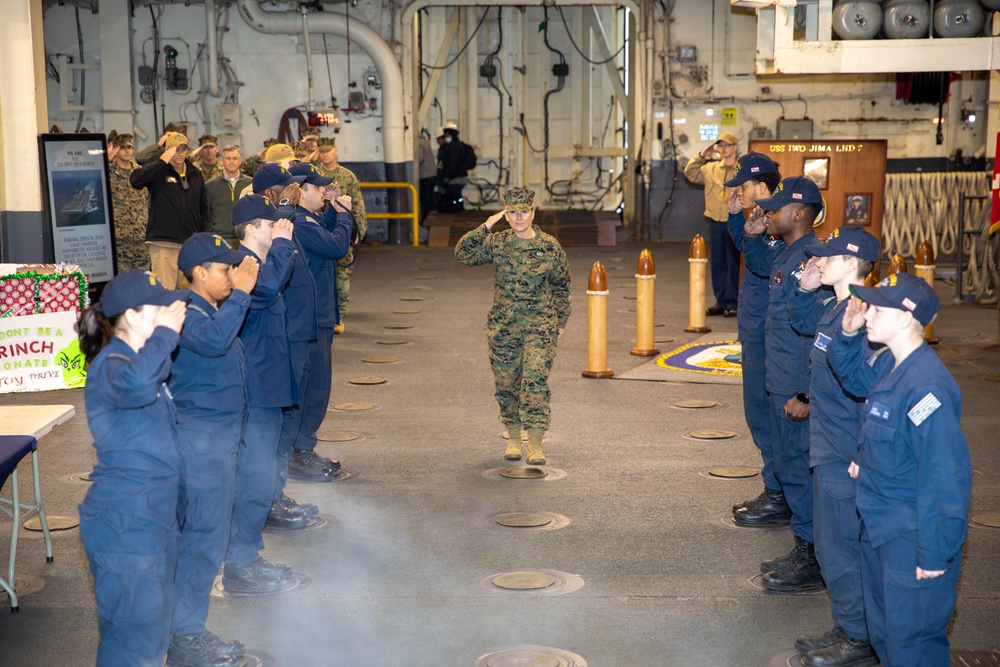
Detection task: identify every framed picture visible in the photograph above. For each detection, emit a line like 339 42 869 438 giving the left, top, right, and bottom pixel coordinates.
38 133 117 284
844 193 871 226
803 157 830 190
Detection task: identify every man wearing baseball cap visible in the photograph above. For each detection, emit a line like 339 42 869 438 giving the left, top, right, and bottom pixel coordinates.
166 233 258 666
221 195 302 593
279 163 354 485
785 225 881 667
828 272 971 667
739 175 824 592
723 151 789 528
130 131 208 290
684 131 741 317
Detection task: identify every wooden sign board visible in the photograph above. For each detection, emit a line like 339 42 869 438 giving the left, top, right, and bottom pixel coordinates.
747 140 887 248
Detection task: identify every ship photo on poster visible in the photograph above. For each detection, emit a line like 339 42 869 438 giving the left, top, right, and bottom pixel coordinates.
40 135 117 284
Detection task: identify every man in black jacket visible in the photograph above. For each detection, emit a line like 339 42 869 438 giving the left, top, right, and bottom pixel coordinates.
129 132 207 288
436 122 470 212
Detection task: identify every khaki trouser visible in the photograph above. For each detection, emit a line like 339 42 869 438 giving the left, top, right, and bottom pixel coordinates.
146 241 187 289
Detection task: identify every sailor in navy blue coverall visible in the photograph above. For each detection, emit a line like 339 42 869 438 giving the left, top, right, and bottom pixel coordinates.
787 226 881 667
286 162 353 478
77 270 188 667
167 233 258 665
741 176 823 592
222 195 298 592
830 273 971 667
722 152 790 525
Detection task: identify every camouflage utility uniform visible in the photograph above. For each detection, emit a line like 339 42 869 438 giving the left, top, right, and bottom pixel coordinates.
454 224 571 430
192 157 221 182
315 162 367 319
108 159 150 270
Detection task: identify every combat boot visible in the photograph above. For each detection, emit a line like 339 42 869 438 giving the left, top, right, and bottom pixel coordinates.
761 538 824 592
526 428 546 466
733 487 792 527
761 535 803 573
802 633 877 667
795 627 846 653
504 425 522 460
166 633 240 667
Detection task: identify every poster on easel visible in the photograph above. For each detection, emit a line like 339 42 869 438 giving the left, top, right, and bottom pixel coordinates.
38 134 118 285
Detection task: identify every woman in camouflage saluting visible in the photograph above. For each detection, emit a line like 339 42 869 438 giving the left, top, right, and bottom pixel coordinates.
455 188 571 465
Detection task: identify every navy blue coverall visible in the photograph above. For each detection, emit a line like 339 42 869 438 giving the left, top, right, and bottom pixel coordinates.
789 289 874 641
728 211 784 490
290 205 352 453
169 289 251 636
225 238 294 567
829 334 971 666
274 219 319 498
79 328 182 666
745 231 817 543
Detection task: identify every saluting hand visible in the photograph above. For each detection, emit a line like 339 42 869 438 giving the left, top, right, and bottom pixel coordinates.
107 145 120 164
744 206 767 237
230 256 259 294
281 182 302 208
485 210 506 230
272 218 294 241
727 189 744 215
798 257 823 291
160 146 178 165
841 297 866 335
154 300 187 333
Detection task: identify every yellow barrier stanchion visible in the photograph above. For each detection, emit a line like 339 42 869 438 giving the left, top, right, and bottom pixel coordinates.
358 182 420 247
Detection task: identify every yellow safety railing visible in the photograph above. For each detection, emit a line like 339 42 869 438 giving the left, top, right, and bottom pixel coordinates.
358 181 420 247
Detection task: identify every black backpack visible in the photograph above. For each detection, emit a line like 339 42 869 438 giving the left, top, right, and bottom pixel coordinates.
462 142 477 170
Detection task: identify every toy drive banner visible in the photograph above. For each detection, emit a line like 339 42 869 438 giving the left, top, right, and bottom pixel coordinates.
0 311 86 393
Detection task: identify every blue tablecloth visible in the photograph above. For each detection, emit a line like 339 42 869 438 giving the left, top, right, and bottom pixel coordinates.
0 435 37 488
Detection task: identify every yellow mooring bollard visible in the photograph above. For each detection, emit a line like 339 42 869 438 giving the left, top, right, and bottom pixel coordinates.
631 249 659 357
888 252 908 276
684 234 711 333
583 261 614 378
915 240 939 345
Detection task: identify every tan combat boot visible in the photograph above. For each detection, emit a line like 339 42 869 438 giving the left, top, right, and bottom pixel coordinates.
504 425 522 461
526 428 546 465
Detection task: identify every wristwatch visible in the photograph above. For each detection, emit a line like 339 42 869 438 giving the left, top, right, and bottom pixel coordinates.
795 392 810 405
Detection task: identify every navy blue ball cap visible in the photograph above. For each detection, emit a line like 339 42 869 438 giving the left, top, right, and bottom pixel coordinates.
755 175 823 211
232 194 290 227
101 269 189 318
252 162 306 194
849 272 940 326
723 151 779 188
287 161 334 187
178 233 245 272
807 225 880 262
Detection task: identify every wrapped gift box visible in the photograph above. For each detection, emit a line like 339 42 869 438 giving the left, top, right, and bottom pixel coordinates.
0 265 88 317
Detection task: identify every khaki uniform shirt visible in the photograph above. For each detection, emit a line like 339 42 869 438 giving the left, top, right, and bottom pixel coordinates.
683 154 738 223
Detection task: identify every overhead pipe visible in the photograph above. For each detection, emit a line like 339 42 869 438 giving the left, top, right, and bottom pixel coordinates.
205 0 221 97
237 0 409 240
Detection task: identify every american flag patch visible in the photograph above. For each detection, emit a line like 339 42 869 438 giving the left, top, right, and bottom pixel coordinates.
792 193 803 200
902 297 916 311
847 243 859 253
908 392 942 426
751 166 760 173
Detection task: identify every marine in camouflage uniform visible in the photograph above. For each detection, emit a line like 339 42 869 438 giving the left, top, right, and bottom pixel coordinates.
190 134 222 182
313 136 367 327
240 138 278 178
454 188 571 465
107 132 150 271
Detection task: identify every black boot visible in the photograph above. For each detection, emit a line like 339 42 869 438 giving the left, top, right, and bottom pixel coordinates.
795 626 846 653
732 488 768 513
288 449 338 482
760 537 801 573
733 487 792 527
802 633 877 667
199 630 245 659
166 633 240 667
761 538 824 591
